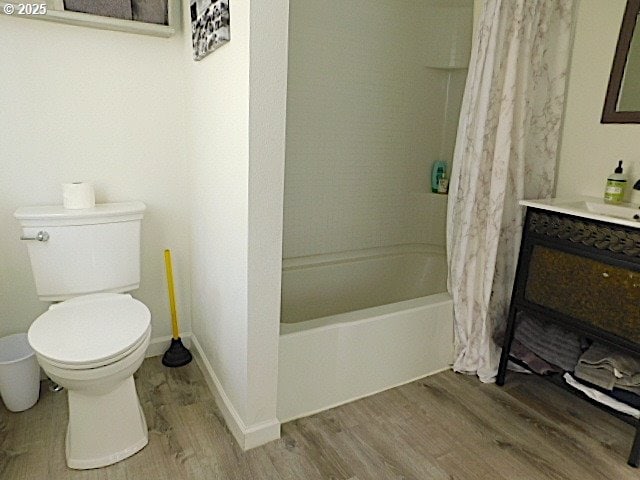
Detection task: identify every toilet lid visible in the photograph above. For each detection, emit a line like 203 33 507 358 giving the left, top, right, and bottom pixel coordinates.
28 293 151 368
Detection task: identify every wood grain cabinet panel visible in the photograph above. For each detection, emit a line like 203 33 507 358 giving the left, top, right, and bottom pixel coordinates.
525 245 640 343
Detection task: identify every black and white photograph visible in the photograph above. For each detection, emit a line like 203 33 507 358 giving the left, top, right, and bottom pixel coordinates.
190 0 230 61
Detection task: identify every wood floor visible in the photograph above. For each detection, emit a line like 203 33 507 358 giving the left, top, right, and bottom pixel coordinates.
1 358 639 480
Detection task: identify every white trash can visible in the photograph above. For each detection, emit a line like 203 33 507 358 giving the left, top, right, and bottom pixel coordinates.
0 333 40 412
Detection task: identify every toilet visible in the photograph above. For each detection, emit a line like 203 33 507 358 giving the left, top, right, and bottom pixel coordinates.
14 201 151 470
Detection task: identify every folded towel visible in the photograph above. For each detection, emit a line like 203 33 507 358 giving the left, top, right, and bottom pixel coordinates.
566 374 640 409
132 0 168 25
510 339 561 375
514 313 583 371
564 373 640 419
574 361 616 390
574 343 640 395
610 388 640 409
64 0 133 20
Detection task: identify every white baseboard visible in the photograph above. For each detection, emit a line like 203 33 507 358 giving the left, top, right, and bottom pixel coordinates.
187 334 280 451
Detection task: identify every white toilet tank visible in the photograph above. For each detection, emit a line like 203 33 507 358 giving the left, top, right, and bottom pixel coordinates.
14 202 146 301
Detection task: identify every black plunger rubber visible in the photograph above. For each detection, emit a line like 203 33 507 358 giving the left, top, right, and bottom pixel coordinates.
162 337 193 368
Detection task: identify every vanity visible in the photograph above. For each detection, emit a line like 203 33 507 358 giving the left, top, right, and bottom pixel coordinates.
497 196 640 467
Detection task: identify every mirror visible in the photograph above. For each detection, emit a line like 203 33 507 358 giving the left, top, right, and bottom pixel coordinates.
602 0 640 123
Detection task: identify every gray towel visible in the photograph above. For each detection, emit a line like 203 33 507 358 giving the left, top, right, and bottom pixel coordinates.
574 343 640 395
64 0 133 20
514 313 583 371
132 0 168 25
510 339 561 375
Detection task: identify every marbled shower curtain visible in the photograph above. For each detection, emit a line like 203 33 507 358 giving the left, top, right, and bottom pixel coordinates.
446 0 576 382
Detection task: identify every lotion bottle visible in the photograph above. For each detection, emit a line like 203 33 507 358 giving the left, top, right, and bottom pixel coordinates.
437 171 449 194
604 160 628 203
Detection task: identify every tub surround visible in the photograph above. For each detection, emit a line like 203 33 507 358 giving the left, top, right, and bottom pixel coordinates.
283 0 468 260
277 0 469 424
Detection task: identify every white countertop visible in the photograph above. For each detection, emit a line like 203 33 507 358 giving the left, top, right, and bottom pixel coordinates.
520 196 640 229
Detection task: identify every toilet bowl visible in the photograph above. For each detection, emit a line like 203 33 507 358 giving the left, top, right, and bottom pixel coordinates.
28 293 151 469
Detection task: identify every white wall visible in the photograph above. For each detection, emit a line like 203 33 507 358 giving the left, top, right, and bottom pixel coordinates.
0 12 191 342
557 0 640 200
247 0 289 431
187 0 251 428
283 0 471 259
186 0 287 448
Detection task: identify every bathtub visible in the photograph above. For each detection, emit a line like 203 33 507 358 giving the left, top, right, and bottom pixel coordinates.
277 244 453 422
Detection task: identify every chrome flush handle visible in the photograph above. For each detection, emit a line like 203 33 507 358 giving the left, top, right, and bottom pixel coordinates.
20 231 50 242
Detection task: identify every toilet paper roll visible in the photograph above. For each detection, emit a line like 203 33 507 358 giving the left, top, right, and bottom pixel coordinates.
62 182 95 209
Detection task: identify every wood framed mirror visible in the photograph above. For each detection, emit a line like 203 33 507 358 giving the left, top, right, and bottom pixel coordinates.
602 0 640 123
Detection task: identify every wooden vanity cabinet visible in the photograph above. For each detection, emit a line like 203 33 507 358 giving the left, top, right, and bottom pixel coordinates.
497 207 640 467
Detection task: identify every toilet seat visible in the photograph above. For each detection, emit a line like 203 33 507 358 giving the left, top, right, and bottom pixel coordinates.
28 293 151 370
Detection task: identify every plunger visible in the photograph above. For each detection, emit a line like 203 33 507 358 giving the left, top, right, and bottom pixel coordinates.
162 249 192 367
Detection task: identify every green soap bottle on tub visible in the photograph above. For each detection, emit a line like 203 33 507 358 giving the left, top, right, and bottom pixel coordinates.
431 161 447 193
604 160 628 204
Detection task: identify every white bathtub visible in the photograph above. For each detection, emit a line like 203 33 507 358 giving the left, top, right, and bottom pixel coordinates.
277 244 453 422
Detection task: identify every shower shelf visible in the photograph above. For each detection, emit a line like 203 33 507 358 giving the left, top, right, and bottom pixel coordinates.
425 65 468 70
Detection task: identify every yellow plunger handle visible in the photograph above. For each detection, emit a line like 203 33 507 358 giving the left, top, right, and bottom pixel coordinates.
164 249 180 340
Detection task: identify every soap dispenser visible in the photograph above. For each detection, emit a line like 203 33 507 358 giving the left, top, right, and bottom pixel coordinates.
604 160 628 203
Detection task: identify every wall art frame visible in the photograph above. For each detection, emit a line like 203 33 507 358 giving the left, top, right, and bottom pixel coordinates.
190 0 230 61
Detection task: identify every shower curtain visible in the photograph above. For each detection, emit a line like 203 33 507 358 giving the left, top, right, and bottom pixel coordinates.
446 0 576 382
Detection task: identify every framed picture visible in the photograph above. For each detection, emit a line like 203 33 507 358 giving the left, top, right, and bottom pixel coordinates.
63 0 169 25
190 0 230 61
0 0 177 37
